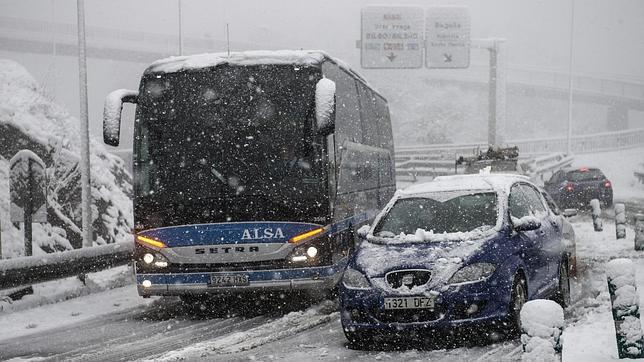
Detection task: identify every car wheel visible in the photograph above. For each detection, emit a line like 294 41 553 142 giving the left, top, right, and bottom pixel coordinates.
554 259 571 307
344 329 375 349
508 275 527 336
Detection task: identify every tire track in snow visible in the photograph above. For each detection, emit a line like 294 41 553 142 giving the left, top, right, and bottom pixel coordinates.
64 316 269 361
153 300 339 360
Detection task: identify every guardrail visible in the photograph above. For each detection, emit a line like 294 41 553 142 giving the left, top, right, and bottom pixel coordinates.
395 152 574 184
0 241 133 290
396 128 644 157
522 153 574 181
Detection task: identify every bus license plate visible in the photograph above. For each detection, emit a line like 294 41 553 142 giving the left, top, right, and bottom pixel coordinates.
210 274 249 287
384 297 434 310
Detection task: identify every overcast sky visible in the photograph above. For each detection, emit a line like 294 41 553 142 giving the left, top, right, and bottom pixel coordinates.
2 0 644 78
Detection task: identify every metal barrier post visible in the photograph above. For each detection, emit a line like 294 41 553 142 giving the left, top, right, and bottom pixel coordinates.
590 199 603 232
615 203 627 239
635 214 644 251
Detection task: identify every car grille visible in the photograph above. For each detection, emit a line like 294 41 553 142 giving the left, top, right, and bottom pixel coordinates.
371 306 444 323
386 270 431 289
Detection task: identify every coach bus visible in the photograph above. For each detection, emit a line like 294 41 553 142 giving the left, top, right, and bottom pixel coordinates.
102 50 395 302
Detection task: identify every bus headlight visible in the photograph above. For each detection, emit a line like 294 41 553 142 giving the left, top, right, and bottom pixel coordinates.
143 253 155 264
291 245 315 263
135 247 169 269
289 236 327 265
306 246 318 258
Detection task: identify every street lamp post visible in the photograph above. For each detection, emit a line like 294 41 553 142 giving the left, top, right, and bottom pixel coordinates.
566 0 576 155
76 0 92 248
178 0 183 55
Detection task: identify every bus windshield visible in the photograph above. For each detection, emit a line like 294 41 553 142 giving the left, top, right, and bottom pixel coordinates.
135 64 325 211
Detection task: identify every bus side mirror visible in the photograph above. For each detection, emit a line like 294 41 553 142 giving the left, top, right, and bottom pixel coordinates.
103 89 138 147
315 78 335 136
357 225 370 239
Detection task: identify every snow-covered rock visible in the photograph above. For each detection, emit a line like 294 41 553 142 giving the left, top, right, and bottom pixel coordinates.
0 59 133 257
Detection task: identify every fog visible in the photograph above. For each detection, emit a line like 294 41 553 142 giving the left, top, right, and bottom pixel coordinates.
1 0 643 147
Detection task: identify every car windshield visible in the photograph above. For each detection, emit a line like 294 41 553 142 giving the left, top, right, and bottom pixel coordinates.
567 169 605 182
373 191 499 238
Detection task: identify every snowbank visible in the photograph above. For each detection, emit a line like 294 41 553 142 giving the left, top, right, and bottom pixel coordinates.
0 59 133 257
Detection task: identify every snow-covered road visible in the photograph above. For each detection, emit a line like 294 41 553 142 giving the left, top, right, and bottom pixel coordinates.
1 212 643 361
0 285 522 361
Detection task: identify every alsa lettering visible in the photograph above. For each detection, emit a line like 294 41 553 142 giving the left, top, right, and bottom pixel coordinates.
195 246 259 254
241 228 285 240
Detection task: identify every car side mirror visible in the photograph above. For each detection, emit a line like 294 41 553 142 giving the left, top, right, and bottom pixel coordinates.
357 225 370 239
563 209 578 217
315 78 335 136
513 215 541 232
103 89 138 146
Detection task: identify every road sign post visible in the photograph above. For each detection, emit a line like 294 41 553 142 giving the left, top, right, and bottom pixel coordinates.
487 39 506 146
359 7 504 147
10 150 47 257
361 6 424 69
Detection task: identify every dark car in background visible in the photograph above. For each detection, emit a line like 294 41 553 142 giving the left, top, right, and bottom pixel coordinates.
544 167 613 209
339 174 571 348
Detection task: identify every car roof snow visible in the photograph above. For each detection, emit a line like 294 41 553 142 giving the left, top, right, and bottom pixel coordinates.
402 173 529 196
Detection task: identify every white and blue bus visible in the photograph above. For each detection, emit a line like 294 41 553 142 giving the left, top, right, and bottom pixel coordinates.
103 50 395 301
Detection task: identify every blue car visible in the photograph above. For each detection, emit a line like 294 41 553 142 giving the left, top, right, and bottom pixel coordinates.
339 174 570 346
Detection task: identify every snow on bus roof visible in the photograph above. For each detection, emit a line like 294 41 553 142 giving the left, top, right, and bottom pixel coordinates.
147 49 351 76
401 173 529 196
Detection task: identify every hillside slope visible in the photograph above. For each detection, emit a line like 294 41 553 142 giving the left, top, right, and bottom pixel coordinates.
0 59 132 258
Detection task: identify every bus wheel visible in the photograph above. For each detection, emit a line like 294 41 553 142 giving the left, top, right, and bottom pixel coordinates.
180 295 209 313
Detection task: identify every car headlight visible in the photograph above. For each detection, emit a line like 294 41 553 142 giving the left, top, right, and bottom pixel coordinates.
449 263 496 285
342 267 371 289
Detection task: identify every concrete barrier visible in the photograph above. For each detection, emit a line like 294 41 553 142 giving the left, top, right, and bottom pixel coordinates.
606 258 644 358
520 299 564 361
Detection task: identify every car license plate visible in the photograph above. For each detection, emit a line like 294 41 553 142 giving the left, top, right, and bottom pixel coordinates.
210 274 249 287
384 296 434 310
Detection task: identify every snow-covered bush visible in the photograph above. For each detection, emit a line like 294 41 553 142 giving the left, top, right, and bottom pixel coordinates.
520 299 564 362
0 59 133 257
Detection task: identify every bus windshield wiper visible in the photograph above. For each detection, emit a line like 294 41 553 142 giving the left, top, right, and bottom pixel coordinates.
210 166 227 185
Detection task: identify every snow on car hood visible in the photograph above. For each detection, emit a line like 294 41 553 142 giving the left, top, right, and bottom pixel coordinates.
356 233 495 294
367 224 497 245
